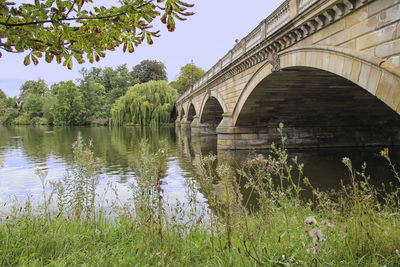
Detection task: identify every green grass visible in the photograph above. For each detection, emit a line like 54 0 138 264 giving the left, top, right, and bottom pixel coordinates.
1 126 400 266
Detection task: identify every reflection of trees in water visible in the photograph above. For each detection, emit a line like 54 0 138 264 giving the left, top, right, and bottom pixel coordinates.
0 126 178 183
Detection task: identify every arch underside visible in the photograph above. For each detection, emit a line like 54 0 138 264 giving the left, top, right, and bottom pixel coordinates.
200 96 224 125
187 104 196 123
236 67 400 148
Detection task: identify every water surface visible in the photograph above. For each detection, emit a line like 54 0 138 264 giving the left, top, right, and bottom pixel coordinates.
0 126 399 208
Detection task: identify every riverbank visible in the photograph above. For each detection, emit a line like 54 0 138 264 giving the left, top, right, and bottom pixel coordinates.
0 132 399 266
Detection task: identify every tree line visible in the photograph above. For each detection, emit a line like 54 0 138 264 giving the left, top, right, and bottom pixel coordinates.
0 60 204 126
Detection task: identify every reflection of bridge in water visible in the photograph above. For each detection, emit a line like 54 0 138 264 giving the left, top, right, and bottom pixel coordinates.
174 126 400 203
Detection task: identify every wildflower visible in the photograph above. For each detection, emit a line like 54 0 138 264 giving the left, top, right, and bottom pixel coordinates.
396 249 400 260
305 216 317 225
380 148 389 159
281 254 286 261
309 228 323 245
342 157 352 168
307 245 318 254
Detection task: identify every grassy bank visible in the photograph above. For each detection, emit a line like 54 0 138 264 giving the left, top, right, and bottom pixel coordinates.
0 127 400 266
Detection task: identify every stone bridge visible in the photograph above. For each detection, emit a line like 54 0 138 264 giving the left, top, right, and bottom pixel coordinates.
175 0 400 149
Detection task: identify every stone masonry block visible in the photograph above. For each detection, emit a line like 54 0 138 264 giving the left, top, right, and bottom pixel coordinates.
350 15 379 40
345 7 369 28
334 54 345 76
342 57 353 79
322 52 330 70
340 39 356 50
375 39 400 58
327 53 337 73
397 22 400 37
362 47 376 57
305 51 313 66
319 27 352 47
385 77 400 111
356 23 397 50
312 20 345 44
376 72 394 101
350 59 361 83
388 55 400 66
368 0 400 17
378 4 400 28
367 66 382 95
313 51 324 69
358 63 371 89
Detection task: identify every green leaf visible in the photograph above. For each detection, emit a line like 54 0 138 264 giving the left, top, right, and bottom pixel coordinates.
31 54 39 65
24 55 31 66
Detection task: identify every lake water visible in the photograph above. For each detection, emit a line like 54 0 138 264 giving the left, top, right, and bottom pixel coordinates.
0 126 399 209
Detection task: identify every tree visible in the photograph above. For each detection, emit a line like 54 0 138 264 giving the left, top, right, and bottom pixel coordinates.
23 94 44 118
51 81 86 125
19 79 49 98
0 0 194 69
78 65 139 116
131 60 167 83
0 89 6 100
170 63 205 94
110 80 178 126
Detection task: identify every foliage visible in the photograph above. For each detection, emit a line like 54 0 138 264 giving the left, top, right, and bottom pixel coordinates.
42 94 56 125
23 93 44 119
0 88 6 100
131 59 168 83
13 112 31 125
78 65 139 116
79 80 106 117
51 81 86 125
170 63 205 94
0 104 18 124
110 80 178 126
19 79 49 99
51 135 101 220
0 0 194 68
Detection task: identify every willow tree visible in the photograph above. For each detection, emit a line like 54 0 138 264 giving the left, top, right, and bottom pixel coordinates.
110 80 178 126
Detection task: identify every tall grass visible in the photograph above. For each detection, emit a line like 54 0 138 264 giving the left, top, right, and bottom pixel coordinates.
0 125 399 266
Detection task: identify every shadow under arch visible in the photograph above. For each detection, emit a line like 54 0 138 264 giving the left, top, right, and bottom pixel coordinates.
232 45 400 126
200 96 224 125
231 47 400 148
187 103 196 123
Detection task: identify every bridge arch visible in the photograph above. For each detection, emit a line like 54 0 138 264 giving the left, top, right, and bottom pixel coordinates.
199 94 225 127
187 103 197 123
233 46 400 126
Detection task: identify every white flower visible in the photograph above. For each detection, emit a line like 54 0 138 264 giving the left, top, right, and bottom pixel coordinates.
309 228 323 245
305 216 317 225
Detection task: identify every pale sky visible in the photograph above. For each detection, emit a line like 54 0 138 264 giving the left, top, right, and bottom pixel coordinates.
0 1 284 97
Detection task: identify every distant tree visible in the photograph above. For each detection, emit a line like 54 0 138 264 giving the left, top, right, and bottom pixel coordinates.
51 81 86 125
78 80 106 117
78 65 138 116
42 94 56 124
110 80 178 126
23 94 44 118
19 79 49 98
131 60 168 83
170 63 205 94
1 0 194 68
